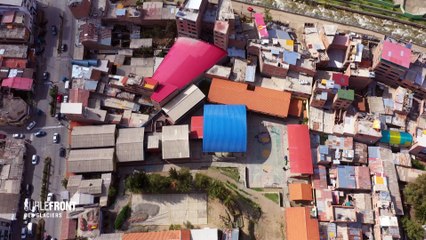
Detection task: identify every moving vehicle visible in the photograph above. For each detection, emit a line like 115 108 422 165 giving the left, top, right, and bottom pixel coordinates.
63 95 69 103
43 71 49 81
13 133 25 139
25 184 32 196
60 44 67 52
51 25 57 36
31 155 39 165
34 130 46 137
26 121 36 130
47 193 54 202
53 133 60 143
59 147 66 157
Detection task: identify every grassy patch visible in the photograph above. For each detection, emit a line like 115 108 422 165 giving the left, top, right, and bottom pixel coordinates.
212 167 240 182
263 193 279 204
412 159 425 170
252 188 264 192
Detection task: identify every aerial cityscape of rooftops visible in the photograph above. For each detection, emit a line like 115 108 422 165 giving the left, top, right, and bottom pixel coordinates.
0 0 426 239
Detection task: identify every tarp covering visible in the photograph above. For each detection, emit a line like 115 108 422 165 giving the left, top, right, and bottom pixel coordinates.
287 124 313 175
203 104 247 152
380 130 413 147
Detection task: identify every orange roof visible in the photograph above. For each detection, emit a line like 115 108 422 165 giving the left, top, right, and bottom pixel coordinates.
288 98 303 117
208 78 291 118
289 183 313 201
285 207 319 240
122 230 190 240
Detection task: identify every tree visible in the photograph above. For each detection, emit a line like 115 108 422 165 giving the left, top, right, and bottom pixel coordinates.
147 174 171 193
264 8 273 23
114 205 131 230
194 173 211 190
61 178 68 188
125 172 149 193
403 174 426 223
401 217 425 240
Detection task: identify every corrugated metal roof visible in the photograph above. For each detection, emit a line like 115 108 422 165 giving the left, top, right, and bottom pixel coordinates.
161 125 190 159
289 183 313 201
122 230 190 240
203 104 247 153
116 128 145 162
71 125 116 149
68 148 115 173
1 77 33 91
287 125 313 175
162 84 205 123
381 40 411 69
190 116 203 139
190 229 218 240
285 207 320 240
151 38 226 103
337 165 356 189
208 78 291 118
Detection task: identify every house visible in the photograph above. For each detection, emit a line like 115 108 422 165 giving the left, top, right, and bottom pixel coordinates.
70 125 116 149
287 125 313 176
285 207 320 240
116 128 145 163
161 125 190 159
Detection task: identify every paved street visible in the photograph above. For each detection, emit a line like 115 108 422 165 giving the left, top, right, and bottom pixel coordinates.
0 0 74 238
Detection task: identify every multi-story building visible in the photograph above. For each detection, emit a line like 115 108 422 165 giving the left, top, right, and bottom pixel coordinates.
0 218 11 240
213 20 229 50
372 40 411 88
68 0 91 19
0 0 36 29
332 89 354 110
400 52 426 99
176 0 208 39
0 10 31 43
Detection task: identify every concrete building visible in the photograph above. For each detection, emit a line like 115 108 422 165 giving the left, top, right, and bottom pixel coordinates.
0 10 31 43
401 52 426 99
67 173 112 207
176 0 208 39
332 89 354 110
0 217 11 239
70 124 116 149
0 0 37 28
68 148 115 173
68 0 91 19
372 40 411 88
116 128 145 163
213 20 229 50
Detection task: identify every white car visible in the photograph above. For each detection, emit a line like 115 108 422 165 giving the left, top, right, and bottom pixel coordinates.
13 133 25 139
63 95 69 103
31 155 39 165
53 133 60 143
26 121 36 130
47 193 54 202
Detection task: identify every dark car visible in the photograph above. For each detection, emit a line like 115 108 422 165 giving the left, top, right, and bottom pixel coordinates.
25 184 32 196
35 46 45 55
55 113 63 121
60 44 67 52
59 147 66 157
51 25 57 36
43 71 49 81
34 130 46 137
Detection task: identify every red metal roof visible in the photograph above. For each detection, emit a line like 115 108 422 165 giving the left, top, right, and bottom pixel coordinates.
332 72 349 87
1 77 33 91
1 11 15 24
151 37 227 103
190 116 203 139
381 40 411 69
287 124 313 175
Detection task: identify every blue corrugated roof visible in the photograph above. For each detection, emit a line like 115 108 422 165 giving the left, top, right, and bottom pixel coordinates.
268 29 291 40
203 104 247 152
283 50 299 65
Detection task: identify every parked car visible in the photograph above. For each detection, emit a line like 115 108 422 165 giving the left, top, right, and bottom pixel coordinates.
27 222 35 237
55 113 63 121
51 25 57 36
13 133 25 139
47 193 54 202
53 133 60 143
247 6 254 12
43 71 49 81
31 155 39 165
25 184 32 196
35 46 45 55
34 130 46 137
60 44 67 52
56 94 63 103
59 147 66 157
0 134 6 139
63 95 69 103
26 121 36 130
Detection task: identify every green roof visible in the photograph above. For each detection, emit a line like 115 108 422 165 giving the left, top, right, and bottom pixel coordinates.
337 89 354 101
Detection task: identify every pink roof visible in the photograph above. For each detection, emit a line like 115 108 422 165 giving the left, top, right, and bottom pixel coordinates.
150 37 227 103
287 124 313 175
1 77 33 91
332 72 349 87
381 40 411 69
254 13 268 39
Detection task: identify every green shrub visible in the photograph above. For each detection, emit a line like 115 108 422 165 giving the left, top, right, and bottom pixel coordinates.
114 205 131 230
